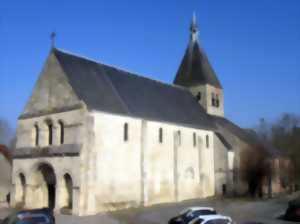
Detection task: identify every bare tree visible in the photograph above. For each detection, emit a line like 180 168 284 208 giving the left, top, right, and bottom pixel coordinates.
240 144 271 197
0 119 11 145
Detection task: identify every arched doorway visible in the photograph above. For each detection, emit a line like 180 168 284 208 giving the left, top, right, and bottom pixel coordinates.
36 163 56 209
15 173 26 206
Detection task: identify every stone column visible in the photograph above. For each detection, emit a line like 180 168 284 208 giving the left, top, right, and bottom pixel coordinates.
10 184 16 207
72 187 80 215
54 184 61 213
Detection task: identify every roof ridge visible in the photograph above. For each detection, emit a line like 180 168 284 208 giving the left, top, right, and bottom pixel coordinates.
54 48 188 92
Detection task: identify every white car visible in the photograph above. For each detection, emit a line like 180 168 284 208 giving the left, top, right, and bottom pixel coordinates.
190 214 233 224
169 207 217 224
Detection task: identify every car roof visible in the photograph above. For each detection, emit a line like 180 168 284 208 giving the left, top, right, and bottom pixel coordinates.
195 214 230 222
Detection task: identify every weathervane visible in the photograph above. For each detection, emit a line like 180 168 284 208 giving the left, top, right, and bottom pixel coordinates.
50 32 56 48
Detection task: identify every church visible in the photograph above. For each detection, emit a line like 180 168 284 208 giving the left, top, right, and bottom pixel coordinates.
11 16 256 215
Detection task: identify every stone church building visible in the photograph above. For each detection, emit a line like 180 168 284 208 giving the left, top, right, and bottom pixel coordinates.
11 16 256 215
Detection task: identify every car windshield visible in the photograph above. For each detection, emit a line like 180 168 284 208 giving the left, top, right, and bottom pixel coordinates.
184 210 217 222
205 219 231 224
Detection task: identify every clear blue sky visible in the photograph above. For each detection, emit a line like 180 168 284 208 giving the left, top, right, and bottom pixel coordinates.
1 0 300 135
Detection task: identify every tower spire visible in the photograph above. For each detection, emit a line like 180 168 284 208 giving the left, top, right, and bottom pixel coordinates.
190 12 198 42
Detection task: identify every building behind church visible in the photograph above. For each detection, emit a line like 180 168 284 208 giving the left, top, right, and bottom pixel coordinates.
11 16 265 216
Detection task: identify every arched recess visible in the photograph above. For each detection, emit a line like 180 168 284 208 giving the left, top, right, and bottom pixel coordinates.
34 124 39 146
15 172 26 206
45 120 53 146
29 163 57 209
60 173 73 210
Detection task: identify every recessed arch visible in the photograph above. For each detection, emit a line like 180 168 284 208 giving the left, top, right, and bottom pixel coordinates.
61 173 73 210
45 119 53 146
30 163 57 209
58 120 64 144
34 124 39 146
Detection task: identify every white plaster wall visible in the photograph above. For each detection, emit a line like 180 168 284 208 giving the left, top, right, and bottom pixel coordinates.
89 111 216 213
91 111 143 212
137 120 215 205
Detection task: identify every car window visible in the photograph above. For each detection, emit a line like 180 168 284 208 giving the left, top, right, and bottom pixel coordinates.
17 214 50 224
193 218 204 224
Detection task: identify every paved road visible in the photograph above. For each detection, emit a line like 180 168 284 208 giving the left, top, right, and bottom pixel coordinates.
1 193 299 224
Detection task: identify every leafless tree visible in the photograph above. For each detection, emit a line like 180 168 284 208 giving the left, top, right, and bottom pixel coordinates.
240 144 271 197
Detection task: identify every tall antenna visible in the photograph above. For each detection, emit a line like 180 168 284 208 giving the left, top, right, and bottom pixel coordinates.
50 32 56 48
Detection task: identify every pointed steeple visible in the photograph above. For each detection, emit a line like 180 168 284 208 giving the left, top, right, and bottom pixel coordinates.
173 14 222 89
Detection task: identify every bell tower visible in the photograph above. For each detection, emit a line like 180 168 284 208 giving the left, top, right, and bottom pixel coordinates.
174 14 224 117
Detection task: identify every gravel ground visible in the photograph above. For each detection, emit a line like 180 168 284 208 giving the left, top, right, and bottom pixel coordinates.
1 192 299 224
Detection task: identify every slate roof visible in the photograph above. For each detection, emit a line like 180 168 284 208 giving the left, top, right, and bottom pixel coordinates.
211 116 288 157
53 48 216 130
211 115 258 145
173 23 222 88
215 132 232 150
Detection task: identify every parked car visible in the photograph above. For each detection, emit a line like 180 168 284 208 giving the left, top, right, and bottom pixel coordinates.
1 208 55 224
283 198 300 222
169 207 217 224
190 215 233 224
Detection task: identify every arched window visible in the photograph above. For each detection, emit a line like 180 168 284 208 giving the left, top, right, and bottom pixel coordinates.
159 128 163 143
177 130 181 146
34 124 39 146
47 121 53 145
196 92 201 102
211 93 216 106
58 121 64 144
193 132 196 147
124 123 128 141
206 135 209 148
216 94 220 107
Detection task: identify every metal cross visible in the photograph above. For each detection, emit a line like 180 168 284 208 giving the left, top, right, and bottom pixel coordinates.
50 32 56 48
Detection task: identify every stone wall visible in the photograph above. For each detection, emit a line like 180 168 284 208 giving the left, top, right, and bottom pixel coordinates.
12 108 88 215
0 154 11 204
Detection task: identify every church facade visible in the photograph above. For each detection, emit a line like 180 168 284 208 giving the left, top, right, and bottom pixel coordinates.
11 16 255 215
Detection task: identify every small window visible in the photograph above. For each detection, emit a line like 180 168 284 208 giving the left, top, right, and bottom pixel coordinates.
59 121 64 144
206 135 209 148
159 128 163 143
124 123 128 141
196 92 201 102
193 132 196 147
34 124 39 146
